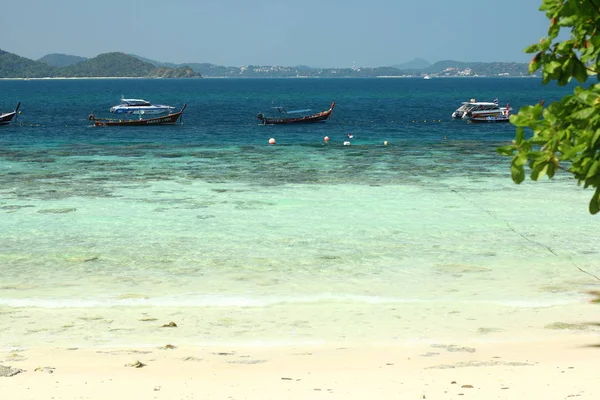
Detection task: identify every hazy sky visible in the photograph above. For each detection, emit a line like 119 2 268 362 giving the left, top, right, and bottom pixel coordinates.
2 0 550 68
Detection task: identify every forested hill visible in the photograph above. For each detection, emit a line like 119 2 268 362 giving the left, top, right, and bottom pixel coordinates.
0 50 54 78
0 50 202 78
38 53 87 67
58 53 156 77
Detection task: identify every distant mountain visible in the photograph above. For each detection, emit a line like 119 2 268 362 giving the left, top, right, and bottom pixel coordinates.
423 60 529 76
391 58 431 70
0 49 531 78
0 50 202 78
57 52 157 77
128 55 237 77
38 53 87 67
149 66 202 78
129 54 179 69
0 49 54 78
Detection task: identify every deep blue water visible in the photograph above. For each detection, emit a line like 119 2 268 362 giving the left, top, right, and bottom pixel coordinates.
0 77 569 141
0 77 573 189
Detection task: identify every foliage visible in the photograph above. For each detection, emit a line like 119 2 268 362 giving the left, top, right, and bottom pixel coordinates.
148 66 202 78
0 49 54 78
57 53 156 77
38 53 87 67
0 50 201 78
498 0 600 213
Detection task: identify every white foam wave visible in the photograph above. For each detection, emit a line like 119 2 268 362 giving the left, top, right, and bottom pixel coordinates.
0 292 581 309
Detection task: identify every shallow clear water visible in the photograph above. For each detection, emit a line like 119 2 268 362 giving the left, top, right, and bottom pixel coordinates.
1 78 598 349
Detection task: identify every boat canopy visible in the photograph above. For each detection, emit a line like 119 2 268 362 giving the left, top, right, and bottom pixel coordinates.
457 102 500 112
121 99 152 106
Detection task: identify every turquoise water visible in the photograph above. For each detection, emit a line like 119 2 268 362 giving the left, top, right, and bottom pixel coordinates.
1 78 599 349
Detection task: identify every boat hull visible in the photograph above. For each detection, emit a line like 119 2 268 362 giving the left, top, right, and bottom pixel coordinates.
257 102 335 125
0 102 21 126
0 112 16 125
93 105 186 126
110 106 173 115
469 115 510 123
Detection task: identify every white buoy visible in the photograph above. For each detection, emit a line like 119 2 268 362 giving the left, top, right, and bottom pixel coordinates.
343 141 351 146
384 141 388 146
268 138 276 145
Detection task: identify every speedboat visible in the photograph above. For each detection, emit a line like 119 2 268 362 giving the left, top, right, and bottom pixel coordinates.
110 98 174 115
452 98 511 120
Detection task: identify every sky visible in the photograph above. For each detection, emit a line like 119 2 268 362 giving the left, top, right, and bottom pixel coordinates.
1 0 551 68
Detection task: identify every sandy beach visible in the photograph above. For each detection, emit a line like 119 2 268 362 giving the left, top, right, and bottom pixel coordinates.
2 334 599 400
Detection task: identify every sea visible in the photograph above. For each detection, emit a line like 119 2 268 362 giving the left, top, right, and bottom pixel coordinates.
1 77 599 349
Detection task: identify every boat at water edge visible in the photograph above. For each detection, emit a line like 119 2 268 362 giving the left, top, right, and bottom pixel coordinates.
469 102 512 123
91 104 186 126
110 97 174 115
257 102 335 125
0 102 21 126
452 98 511 120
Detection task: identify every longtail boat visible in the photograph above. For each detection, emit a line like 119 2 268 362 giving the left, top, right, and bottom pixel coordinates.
257 102 335 125
91 105 186 127
0 102 21 125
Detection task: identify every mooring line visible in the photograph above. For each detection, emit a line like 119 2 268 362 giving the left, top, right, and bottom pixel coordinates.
451 189 600 281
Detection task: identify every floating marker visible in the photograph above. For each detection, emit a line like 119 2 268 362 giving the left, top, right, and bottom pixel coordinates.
384 141 388 146
324 136 329 142
268 138 276 145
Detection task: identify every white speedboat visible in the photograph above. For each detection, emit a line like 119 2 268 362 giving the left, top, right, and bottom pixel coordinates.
110 98 174 115
452 98 511 120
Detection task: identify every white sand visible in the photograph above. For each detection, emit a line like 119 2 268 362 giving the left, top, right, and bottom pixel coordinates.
2 334 599 399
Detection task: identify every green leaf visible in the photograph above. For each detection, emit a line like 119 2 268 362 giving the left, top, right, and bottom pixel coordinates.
515 126 525 145
515 152 528 167
572 59 588 83
546 60 562 74
511 163 525 184
547 162 556 178
529 52 543 73
558 16 578 27
496 145 515 156
531 162 549 180
548 22 560 39
571 107 596 120
556 41 574 54
586 160 600 179
591 129 600 147
589 188 600 214
576 90 600 106
524 43 542 53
